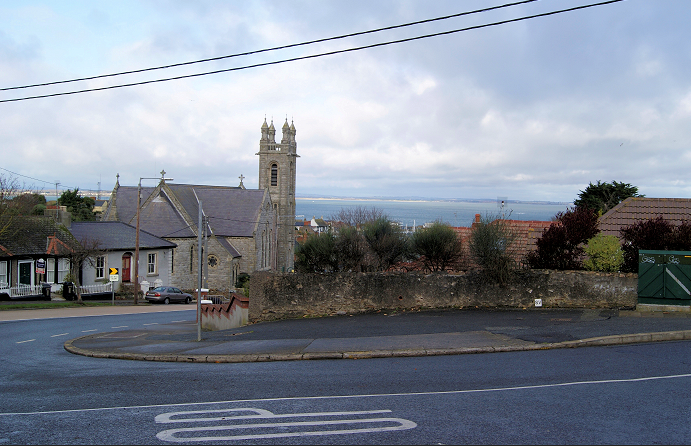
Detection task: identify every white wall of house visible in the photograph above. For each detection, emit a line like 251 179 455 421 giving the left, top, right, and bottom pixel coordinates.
80 248 173 292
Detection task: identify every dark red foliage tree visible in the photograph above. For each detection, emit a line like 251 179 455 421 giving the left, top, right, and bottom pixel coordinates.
619 216 691 272
526 207 600 270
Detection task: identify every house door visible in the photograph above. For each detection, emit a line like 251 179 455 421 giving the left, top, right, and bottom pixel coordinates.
19 261 33 286
122 254 132 282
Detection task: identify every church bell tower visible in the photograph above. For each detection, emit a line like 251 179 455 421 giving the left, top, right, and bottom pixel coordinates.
257 117 298 271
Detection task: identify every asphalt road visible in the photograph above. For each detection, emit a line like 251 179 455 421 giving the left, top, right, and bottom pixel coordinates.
1 309 691 444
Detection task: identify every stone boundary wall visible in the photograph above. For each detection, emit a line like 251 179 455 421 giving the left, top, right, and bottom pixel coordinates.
249 270 638 322
200 293 249 330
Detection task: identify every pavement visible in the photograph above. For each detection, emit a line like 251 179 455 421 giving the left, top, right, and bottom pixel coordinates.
52 305 691 363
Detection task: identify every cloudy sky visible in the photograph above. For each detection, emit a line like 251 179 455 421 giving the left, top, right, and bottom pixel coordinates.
1 0 689 203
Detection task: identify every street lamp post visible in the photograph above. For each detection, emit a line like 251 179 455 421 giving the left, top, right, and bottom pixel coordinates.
134 171 172 304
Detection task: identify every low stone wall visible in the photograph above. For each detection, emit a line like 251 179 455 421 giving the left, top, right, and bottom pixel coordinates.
249 270 638 322
200 293 249 330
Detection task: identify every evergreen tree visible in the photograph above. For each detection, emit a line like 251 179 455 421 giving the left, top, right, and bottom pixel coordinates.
574 181 642 214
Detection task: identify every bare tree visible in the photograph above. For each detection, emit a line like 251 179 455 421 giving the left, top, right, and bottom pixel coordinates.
0 174 20 239
330 206 384 228
65 237 106 303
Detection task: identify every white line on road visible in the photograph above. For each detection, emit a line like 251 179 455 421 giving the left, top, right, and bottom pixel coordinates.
143 323 159 326
170 321 187 323
81 329 97 333
111 326 128 329
155 408 416 442
15 339 35 344
51 333 69 337
2 372 690 417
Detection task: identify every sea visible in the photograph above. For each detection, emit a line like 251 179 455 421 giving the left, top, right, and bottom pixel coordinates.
296 198 570 228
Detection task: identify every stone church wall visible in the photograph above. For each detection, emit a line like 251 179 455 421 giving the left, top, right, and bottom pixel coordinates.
249 270 638 321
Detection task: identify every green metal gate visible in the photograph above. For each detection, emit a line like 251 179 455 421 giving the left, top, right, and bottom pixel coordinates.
638 250 691 306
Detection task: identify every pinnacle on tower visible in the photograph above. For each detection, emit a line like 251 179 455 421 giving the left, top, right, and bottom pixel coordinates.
261 117 269 141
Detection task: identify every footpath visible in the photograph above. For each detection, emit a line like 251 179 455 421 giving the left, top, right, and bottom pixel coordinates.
40 305 691 363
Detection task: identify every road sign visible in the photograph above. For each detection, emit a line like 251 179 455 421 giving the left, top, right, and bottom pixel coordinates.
109 267 118 275
109 267 119 282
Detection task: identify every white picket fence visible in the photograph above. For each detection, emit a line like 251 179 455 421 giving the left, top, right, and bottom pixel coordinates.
0 284 43 298
79 282 113 296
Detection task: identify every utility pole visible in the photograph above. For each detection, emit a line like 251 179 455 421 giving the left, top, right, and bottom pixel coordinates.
197 201 203 342
203 215 209 289
134 171 172 304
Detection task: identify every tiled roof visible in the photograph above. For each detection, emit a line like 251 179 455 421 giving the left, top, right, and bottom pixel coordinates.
69 221 176 251
453 217 552 267
599 197 691 236
0 216 80 257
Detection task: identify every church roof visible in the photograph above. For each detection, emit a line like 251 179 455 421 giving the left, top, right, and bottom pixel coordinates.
109 183 266 239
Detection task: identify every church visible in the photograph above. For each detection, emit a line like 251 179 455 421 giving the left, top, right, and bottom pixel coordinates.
100 118 298 291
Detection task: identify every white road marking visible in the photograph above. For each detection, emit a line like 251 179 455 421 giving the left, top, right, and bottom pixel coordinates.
170 320 186 323
111 326 128 329
2 372 690 417
155 408 416 442
81 329 97 333
51 333 69 337
143 323 159 326
16 339 35 344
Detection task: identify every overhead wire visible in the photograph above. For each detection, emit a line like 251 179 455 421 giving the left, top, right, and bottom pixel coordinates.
1 0 537 92
0 0 624 104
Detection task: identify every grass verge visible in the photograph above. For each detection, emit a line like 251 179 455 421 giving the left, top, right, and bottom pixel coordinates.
0 302 115 311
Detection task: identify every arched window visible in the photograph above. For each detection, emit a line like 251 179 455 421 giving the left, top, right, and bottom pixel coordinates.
271 164 278 187
190 245 194 272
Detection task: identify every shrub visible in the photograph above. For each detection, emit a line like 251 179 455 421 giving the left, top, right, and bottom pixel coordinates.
410 221 462 272
362 217 408 271
295 232 338 273
469 214 517 285
526 207 599 270
335 225 366 271
583 234 623 272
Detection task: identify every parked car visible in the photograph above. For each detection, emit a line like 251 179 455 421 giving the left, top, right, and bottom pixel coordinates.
145 286 193 304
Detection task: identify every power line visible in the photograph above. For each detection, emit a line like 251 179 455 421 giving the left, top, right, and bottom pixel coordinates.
1 1 538 92
0 166 76 191
0 0 624 104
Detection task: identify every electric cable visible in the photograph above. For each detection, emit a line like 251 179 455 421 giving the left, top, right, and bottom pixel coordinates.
0 0 624 104
1 0 537 92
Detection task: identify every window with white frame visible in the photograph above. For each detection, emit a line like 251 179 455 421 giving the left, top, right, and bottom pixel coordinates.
0 261 7 287
46 258 55 283
57 258 70 282
95 256 106 279
147 252 158 275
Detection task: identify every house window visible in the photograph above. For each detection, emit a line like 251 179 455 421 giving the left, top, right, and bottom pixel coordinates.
148 252 158 275
95 256 106 279
0 261 7 287
57 258 70 283
271 164 278 186
47 258 55 283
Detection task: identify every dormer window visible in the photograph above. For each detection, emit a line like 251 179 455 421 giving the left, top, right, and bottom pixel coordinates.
271 164 278 186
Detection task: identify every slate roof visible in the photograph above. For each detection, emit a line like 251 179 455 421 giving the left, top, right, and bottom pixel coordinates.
69 221 176 251
599 197 691 237
168 184 265 238
0 216 80 257
108 183 265 239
